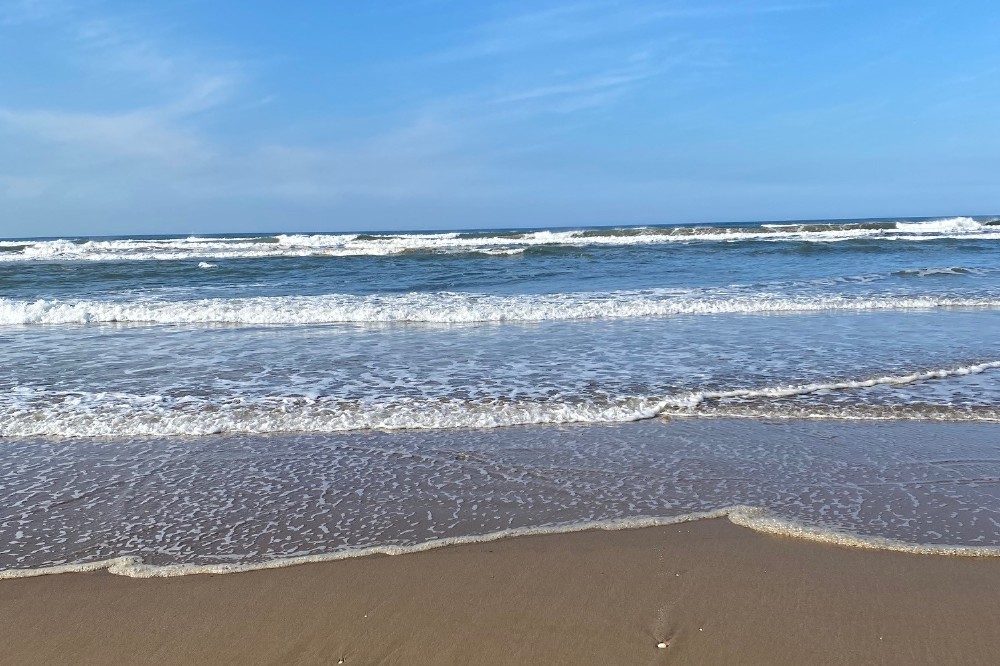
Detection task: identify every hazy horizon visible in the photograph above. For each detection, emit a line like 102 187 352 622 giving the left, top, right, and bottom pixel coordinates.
3 212 999 242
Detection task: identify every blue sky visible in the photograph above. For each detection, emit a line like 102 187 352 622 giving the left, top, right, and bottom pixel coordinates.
1 0 998 236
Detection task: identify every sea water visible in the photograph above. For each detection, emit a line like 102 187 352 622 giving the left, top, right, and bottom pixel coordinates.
2 216 999 576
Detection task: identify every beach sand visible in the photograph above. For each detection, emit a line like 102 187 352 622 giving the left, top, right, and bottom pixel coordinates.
2 518 999 665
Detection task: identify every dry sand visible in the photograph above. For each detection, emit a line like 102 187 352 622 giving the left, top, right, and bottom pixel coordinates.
2 518 999 665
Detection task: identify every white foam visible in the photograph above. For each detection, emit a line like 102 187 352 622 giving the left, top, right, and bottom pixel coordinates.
4 361 997 438
2 218 998 262
894 266 984 278
3 505 997 580
0 392 668 438
663 360 1000 411
1 291 997 326
894 217 985 233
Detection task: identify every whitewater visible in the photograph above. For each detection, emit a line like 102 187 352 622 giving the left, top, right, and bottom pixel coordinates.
3 291 998 326
2 215 999 575
2 216 998 262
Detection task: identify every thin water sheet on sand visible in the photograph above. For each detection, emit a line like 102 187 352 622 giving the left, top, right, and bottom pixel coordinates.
3 419 1000 577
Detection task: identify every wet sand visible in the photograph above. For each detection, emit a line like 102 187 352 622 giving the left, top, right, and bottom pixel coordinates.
2 517 999 665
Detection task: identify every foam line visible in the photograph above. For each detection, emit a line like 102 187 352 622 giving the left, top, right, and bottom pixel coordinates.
3 361 997 438
2 292 997 326
2 217 998 262
663 360 1000 411
3 505 998 580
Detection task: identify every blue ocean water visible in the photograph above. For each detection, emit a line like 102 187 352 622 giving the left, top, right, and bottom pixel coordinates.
3 215 999 436
2 215 1000 574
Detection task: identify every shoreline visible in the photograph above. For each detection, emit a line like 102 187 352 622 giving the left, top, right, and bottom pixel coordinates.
5 418 1000 578
3 517 1000 665
6 502 1000 581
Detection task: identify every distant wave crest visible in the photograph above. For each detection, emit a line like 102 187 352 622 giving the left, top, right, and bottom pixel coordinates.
2 217 998 262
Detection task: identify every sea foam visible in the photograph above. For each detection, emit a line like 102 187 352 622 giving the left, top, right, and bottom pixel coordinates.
4 360 997 438
1 291 997 326
2 217 998 262
3 505 998 580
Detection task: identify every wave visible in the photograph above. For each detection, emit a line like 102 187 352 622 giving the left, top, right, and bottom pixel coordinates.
4 504 998 580
892 266 989 278
895 217 987 233
666 360 1000 408
3 217 999 262
4 361 998 438
0 391 670 438
2 291 998 326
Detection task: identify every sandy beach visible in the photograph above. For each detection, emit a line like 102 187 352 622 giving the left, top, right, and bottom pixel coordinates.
3 517 999 665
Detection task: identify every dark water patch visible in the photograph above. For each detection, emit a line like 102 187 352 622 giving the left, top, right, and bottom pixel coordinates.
454 231 526 240
893 267 975 278
774 222 894 232
397 247 448 257
578 222 898 240
755 238 947 257
577 228 651 238
522 245 594 258
392 248 523 259
352 233 397 241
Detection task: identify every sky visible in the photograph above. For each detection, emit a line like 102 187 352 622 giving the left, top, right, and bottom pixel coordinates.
0 0 998 237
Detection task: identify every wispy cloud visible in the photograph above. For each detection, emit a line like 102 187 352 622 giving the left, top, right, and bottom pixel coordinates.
75 18 183 82
407 1 773 121
0 0 859 233
424 2 606 62
493 68 651 105
427 0 827 63
0 1 736 217
3 0 672 208
0 0 240 198
71 15 242 106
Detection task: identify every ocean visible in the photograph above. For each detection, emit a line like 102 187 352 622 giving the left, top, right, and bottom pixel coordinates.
2 215 1000 576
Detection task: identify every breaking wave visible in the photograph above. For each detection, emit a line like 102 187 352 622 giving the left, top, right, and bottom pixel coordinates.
4 360 998 438
2 291 998 326
2 217 999 262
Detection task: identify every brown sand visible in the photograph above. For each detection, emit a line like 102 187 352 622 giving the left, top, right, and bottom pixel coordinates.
2 518 999 665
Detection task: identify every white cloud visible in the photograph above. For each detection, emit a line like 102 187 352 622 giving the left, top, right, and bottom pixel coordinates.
0 0 239 203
